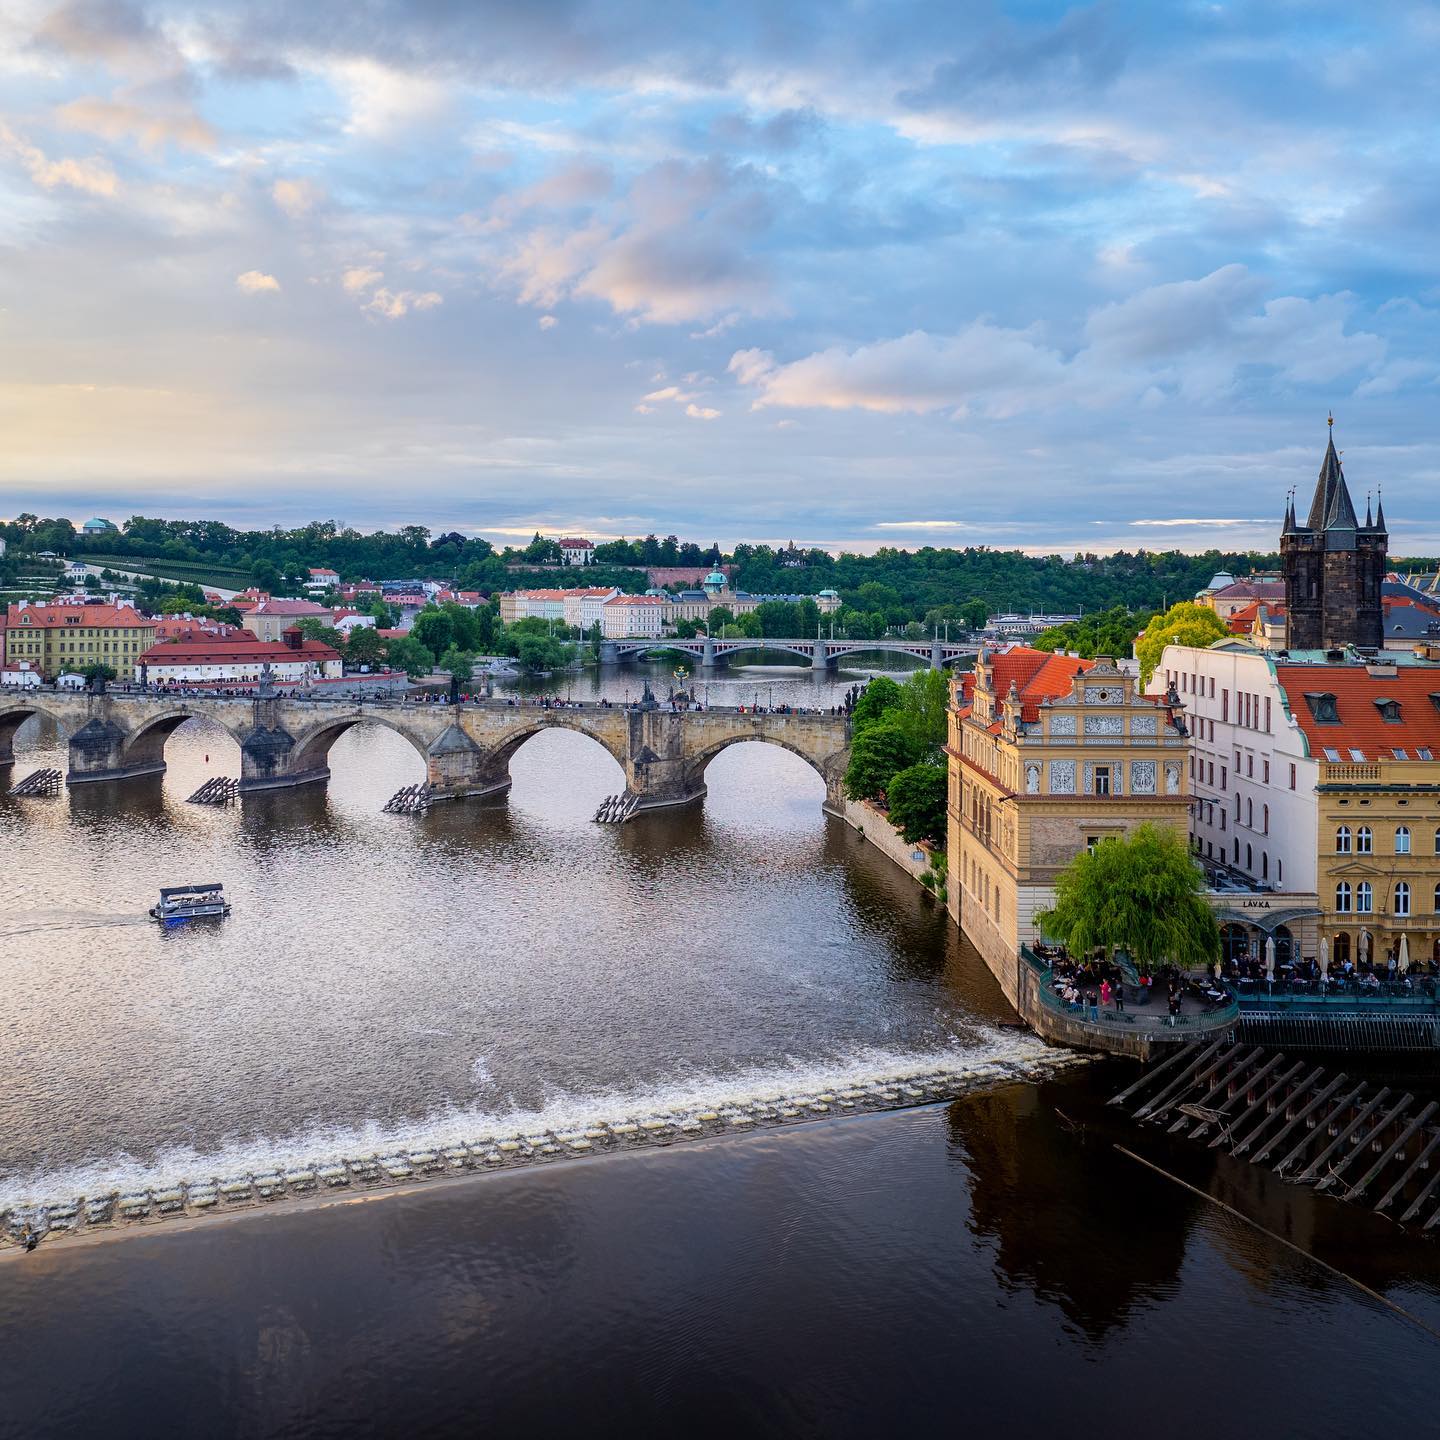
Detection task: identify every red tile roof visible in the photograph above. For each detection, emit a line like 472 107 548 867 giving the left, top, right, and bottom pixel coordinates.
5 602 153 628
1227 599 1287 633
1275 663 1440 761
249 599 330 617
139 637 340 665
958 646 1094 721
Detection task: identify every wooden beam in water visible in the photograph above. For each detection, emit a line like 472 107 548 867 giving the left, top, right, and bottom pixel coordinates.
1317 1093 1414 1194
1144 1043 1242 1124
1231 1065 1326 1158
1108 1039 1211 1109
1272 1082 1366 1176
1253 1073 1350 1164
1168 1047 1261 1134
1210 1060 1307 1148
1188 1050 1285 1142
1377 1123 1440 1216
1399 1143 1440 1226
1348 1102 1438 1206
1132 1039 1229 1120
1296 1087 1388 1184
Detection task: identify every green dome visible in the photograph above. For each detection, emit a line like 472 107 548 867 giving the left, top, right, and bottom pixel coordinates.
704 570 727 586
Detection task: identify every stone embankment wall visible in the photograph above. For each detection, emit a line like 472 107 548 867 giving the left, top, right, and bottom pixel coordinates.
842 798 938 890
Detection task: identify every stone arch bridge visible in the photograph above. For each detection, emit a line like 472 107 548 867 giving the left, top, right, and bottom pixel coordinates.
0 693 852 814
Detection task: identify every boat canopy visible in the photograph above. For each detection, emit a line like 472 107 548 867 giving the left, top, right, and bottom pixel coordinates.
158 883 225 900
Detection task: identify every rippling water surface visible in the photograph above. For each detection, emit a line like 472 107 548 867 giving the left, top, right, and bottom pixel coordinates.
1 664 1016 1207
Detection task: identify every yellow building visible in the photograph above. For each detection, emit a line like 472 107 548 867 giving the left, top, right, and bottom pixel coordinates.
1276 660 1440 970
3 601 157 682
947 647 1191 1007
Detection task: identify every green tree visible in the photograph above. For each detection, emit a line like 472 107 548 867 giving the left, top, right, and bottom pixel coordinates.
410 606 455 662
296 617 347 651
250 559 281 593
852 675 903 731
706 605 735 633
959 597 989 631
734 611 763 638
886 760 947 846
515 634 573 671
439 645 477 677
1036 823 1220 972
1135 602 1229 686
383 634 434 677
82 662 117 687
896 668 949 748
345 626 383 666
843 717 924 802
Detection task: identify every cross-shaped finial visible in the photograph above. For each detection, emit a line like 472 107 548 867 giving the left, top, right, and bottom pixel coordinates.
1328 411 1334 427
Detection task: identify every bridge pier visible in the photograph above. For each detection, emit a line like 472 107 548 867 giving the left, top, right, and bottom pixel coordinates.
425 723 513 802
811 640 830 671
67 710 167 786
701 635 717 669
598 640 621 667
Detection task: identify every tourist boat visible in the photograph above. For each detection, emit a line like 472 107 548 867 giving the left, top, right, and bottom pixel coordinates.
149 883 231 924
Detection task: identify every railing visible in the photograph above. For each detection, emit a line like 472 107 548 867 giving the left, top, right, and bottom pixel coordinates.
1020 946 1240 1032
1321 763 1383 783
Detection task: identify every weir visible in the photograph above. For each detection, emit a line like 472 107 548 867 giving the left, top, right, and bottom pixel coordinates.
0 692 852 816
0 1047 1091 1253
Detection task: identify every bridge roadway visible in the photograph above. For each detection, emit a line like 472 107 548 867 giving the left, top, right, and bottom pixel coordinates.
599 635 976 669
0 691 853 814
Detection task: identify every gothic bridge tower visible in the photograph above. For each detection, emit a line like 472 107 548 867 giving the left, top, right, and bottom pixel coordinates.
1281 417 1387 651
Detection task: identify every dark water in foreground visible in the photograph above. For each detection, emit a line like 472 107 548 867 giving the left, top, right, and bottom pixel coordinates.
4 1077 1438 1440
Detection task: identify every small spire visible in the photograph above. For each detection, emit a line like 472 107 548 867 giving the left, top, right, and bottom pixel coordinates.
1374 486 1387 534
1365 492 1373 528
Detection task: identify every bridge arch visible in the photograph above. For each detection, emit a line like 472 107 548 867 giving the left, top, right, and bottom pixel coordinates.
120 707 244 769
478 714 630 776
287 713 434 775
682 729 848 806
0 699 69 768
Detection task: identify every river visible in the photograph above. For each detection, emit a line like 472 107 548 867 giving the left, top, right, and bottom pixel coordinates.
2 660 1438 1435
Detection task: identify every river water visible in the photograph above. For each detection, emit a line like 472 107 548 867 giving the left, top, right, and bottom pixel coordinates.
3 660 1439 1435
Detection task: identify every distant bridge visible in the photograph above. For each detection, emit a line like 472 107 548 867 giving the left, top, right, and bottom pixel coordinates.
0 692 852 814
599 635 977 669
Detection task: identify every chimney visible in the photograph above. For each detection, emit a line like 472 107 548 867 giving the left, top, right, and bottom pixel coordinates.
283 625 303 651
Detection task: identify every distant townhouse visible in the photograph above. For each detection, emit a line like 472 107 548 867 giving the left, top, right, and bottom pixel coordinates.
242 598 331 642
563 588 621 629
3 600 157 681
558 538 594 567
600 594 673 638
304 567 340 592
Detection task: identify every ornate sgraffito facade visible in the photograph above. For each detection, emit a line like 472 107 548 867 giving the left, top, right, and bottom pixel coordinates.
946 647 1191 1006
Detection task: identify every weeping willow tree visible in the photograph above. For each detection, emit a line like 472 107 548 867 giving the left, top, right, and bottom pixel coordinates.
1036 823 1219 972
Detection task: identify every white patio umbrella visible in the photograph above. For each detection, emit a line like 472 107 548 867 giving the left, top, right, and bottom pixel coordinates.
1399 934 1410 974
1264 936 1276 979
1359 928 1371 965
1318 937 1330 981
1213 959 1222 981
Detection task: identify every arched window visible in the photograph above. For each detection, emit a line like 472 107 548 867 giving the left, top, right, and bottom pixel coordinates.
1434 826 1440 856
1246 843 1253 871
1396 826 1411 855
1333 931 1351 966
1277 858 1283 885
1357 826 1373 854
1335 882 1352 913
1357 882 1372 914
1262 804 1269 835
1434 882 1440 914
1261 851 1268 880
1246 797 1253 827
1395 882 1411 917
1336 826 1351 854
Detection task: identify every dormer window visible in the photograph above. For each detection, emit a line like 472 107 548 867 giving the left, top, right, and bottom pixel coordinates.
1374 698 1402 722
1304 692 1339 724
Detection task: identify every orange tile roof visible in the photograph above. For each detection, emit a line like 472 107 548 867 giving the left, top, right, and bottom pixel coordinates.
5 602 154 628
959 646 1094 720
1275 663 1440 761
1226 598 1287 633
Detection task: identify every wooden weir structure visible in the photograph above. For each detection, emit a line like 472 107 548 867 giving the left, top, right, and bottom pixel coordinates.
1110 1041 1440 1233
8 768 63 797
593 793 638 824
185 776 240 805
383 783 433 815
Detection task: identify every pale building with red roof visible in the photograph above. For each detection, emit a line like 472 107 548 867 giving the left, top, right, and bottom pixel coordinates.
3 600 157 680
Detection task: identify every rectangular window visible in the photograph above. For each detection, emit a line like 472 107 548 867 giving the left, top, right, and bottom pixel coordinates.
1222 689 1228 722
1263 759 1270 784
1248 754 1254 778
1289 764 1296 789
1221 766 1227 790
1324 747 1341 762
1094 767 1111 797
1265 696 1272 731
1349 748 1366 763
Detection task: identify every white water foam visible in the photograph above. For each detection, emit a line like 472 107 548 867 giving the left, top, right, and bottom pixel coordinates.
1 1029 1087 1215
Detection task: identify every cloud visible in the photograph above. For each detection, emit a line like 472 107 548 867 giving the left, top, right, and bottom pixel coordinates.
365 288 443 318
236 269 280 294
538 314 558 330
872 520 974 530
0 122 117 195
56 95 215 153
342 266 385 293
272 178 324 217
731 267 1397 417
685 403 720 420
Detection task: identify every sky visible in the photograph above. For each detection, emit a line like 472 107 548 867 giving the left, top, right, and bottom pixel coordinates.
1 0 1438 558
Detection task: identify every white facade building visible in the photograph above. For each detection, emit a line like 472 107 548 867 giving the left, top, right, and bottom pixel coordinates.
559 538 594 566
1150 640 1318 893
564 588 620 629
600 594 672 638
